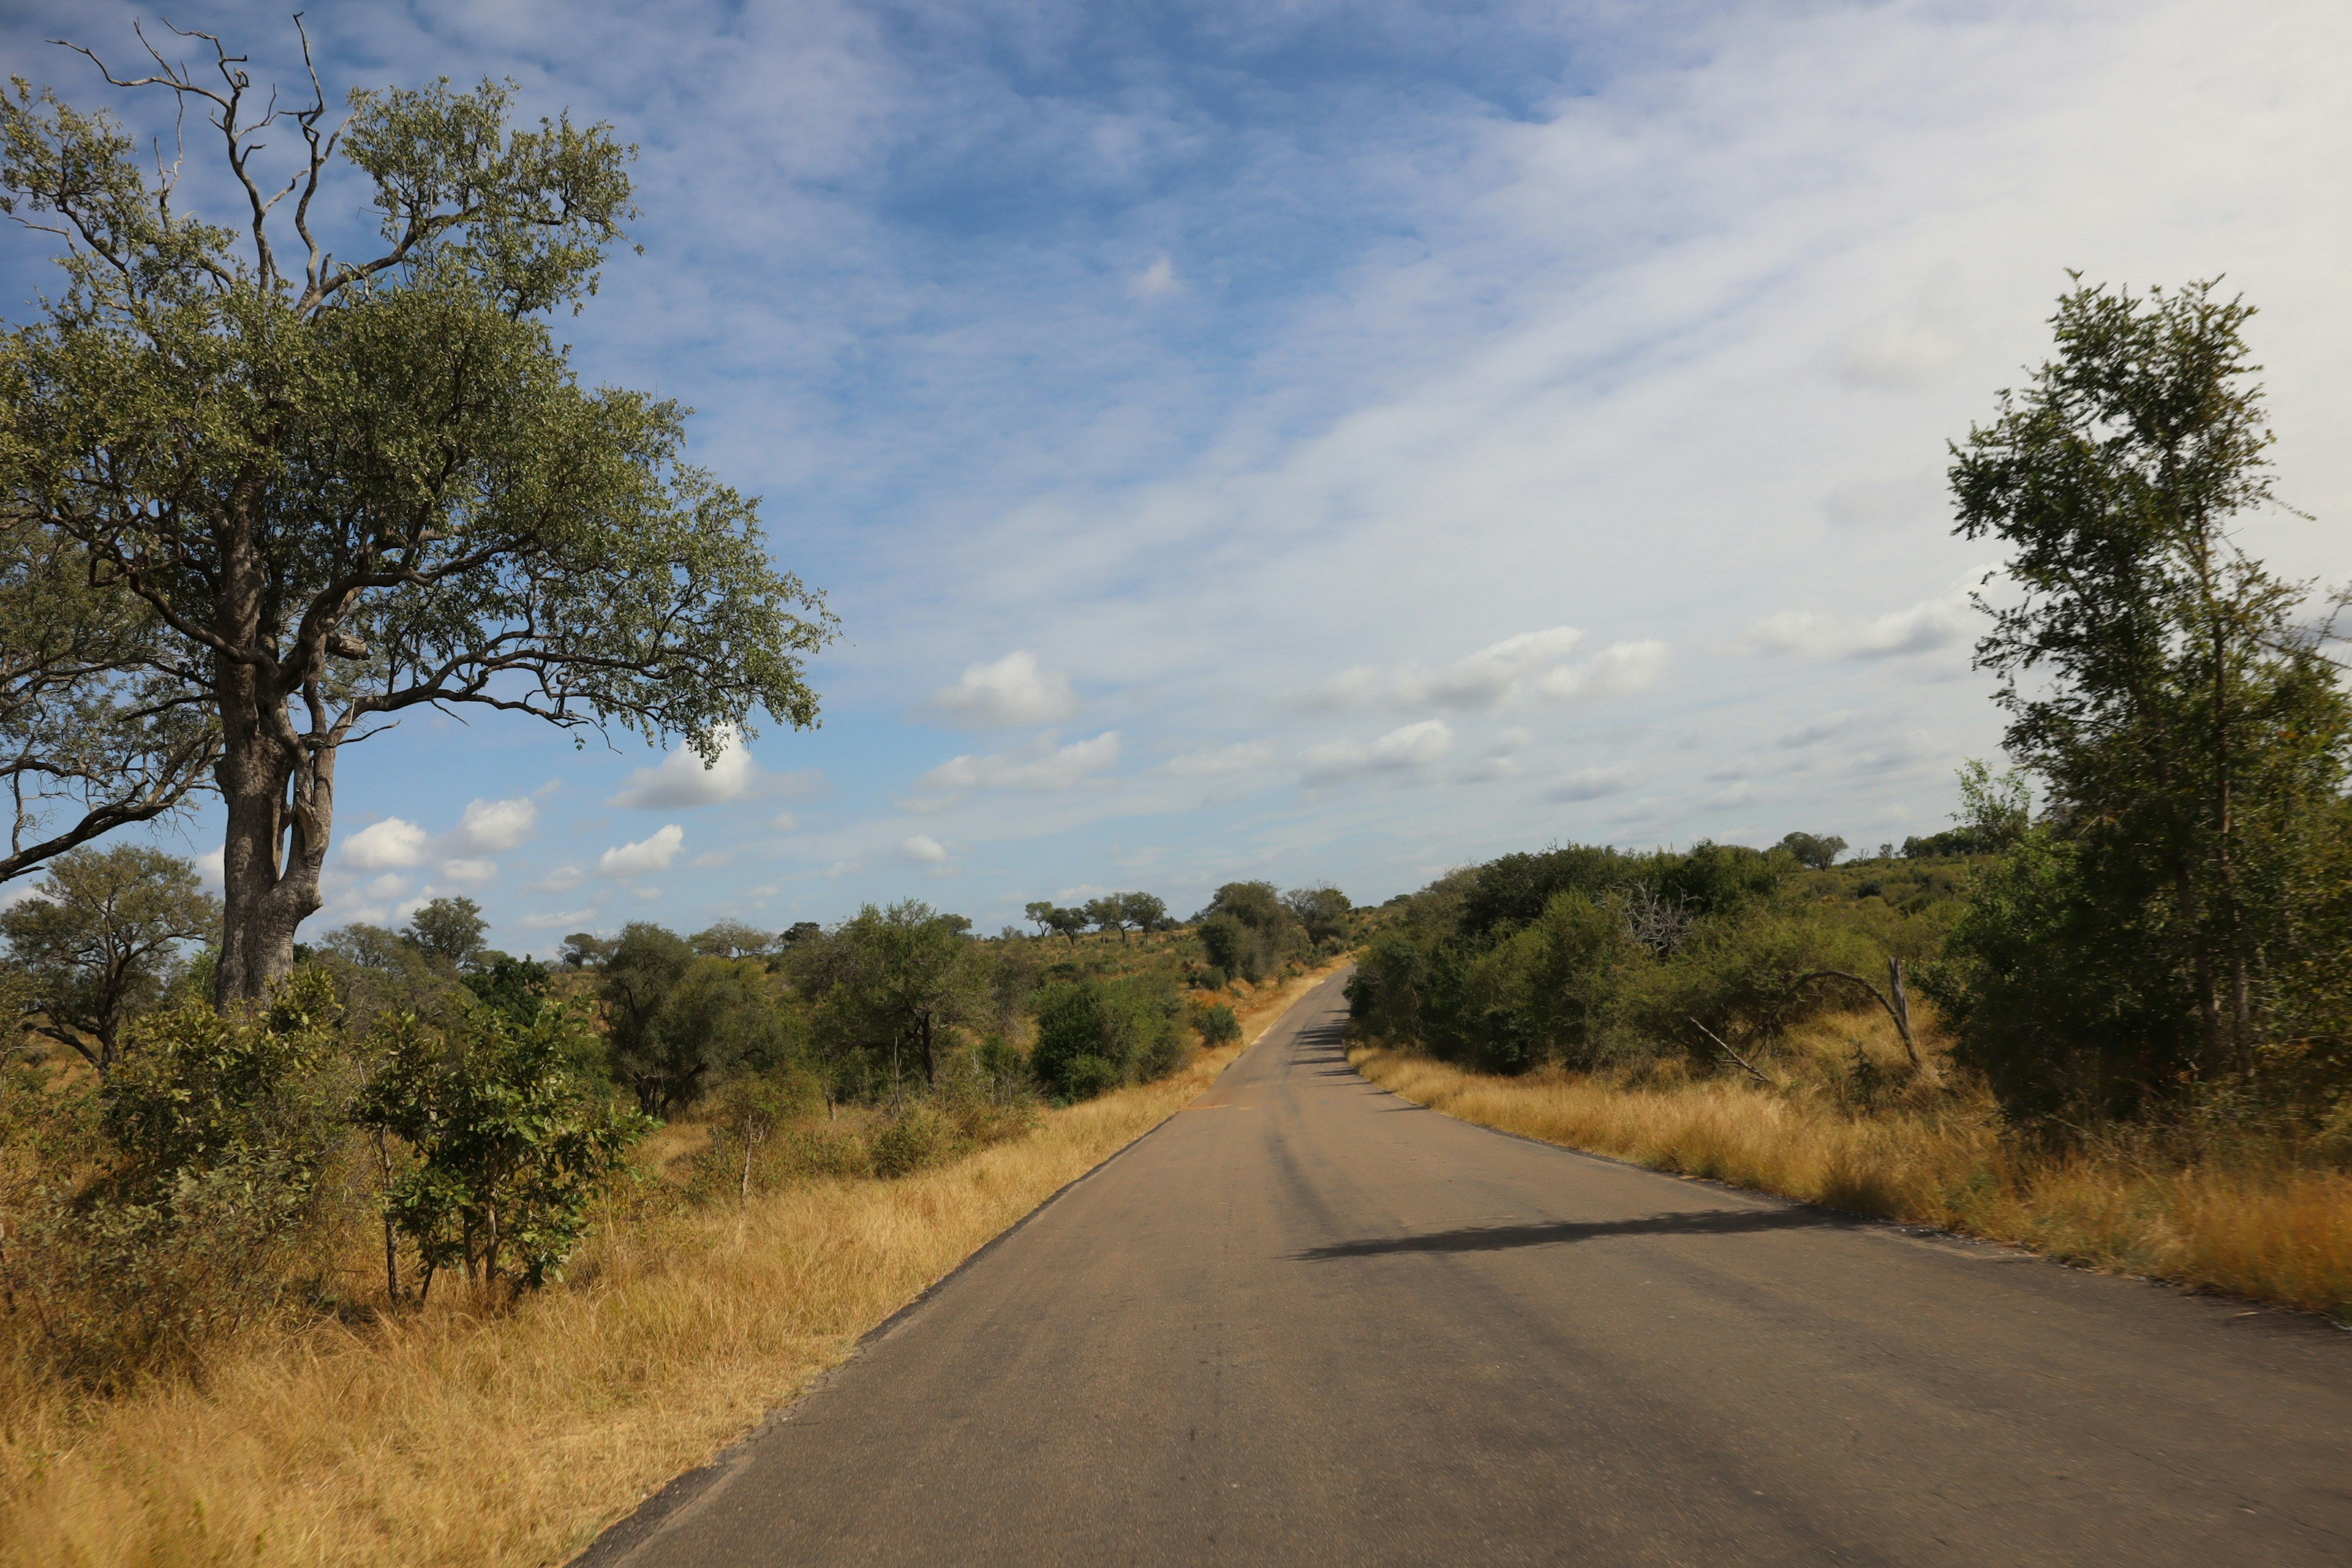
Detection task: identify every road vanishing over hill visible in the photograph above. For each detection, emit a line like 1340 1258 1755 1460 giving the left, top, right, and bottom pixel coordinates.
584 971 2352 1566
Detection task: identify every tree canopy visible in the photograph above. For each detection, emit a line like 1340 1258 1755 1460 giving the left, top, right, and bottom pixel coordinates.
0 26 834 1003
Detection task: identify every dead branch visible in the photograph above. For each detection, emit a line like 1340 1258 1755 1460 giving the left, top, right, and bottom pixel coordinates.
1790 959 1920 1066
1688 1016 1774 1087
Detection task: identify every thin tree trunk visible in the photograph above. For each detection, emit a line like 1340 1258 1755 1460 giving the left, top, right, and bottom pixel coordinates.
373 1129 402 1308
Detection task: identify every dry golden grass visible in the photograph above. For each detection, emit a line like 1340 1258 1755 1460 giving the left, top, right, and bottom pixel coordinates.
1352 1008 2352 1319
0 963 1343 1568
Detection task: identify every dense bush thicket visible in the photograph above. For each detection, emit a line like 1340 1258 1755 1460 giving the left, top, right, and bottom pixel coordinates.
1348 839 1954 1077
1 874 1333 1385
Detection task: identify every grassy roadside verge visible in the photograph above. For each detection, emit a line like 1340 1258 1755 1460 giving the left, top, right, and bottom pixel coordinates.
0 963 1345 1568
1349 1020 2352 1321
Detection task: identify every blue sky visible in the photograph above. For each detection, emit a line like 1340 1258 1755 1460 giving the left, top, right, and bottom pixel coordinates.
7 0 2350 951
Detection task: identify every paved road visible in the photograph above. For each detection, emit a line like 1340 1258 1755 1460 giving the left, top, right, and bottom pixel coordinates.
586 971 2352 1566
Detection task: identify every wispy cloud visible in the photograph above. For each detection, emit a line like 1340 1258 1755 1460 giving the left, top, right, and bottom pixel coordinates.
1744 593 1975 662
1300 720 1453 786
913 731 1121 801
1298 629 1669 713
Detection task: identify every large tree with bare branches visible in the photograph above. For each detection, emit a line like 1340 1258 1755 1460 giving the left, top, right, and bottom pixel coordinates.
0 21 834 1004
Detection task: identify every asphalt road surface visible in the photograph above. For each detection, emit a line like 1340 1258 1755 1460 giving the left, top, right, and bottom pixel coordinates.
585 970 2352 1566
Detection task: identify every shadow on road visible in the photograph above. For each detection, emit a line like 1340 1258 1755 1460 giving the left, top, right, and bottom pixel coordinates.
1294 1206 1841 1260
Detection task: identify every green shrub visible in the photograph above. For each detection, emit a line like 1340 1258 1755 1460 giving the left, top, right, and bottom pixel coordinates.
356 1001 649 1297
1028 975 1185 1099
1190 1001 1242 1048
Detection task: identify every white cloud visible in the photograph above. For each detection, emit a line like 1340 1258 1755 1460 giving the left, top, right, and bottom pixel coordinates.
342 797 535 884
770 810 800 832
1299 627 1583 712
516 908 602 931
529 865 586 894
689 850 732 869
1536 640 1672 701
598 824 686 877
1162 741 1275 777
343 818 431 870
914 731 1121 799
1547 764 1635 802
1299 630 1668 713
1745 592 1975 662
1832 299 1974 389
1823 475 1943 532
1131 254 1180 299
1456 726 1534 783
195 848 224 889
608 728 762 809
921 651 1081 729
1780 710 1875 749
900 834 949 864
1300 720 1454 786
458 796 538 851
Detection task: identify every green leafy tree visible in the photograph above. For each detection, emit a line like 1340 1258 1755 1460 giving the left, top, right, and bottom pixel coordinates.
1030 975 1185 1100
0 519 216 885
559 931 614 969
811 901 986 1090
1023 900 1087 946
402 895 488 969
0 28 834 1005
1945 278 2352 1106
1082 894 1129 944
1775 833 1847 871
1118 891 1169 936
461 952 550 1028
1197 881 1303 982
597 921 695 1114
690 918 774 959
1281 884 1352 944
1 843 217 1074
357 1000 647 1298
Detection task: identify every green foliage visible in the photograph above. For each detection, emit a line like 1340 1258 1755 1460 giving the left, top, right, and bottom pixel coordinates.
1082 895 1129 942
404 896 489 969
462 953 551 1028
355 1001 648 1294
1029 974 1187 1101
801 901 989 1095
690 919 776 959
1195 881 1306 982
560 931 615 968
1283 883 1354 946
598 923 794 1116
0 514 216 884
1 843 217 1073
1775 832 1847 871
1190 1001 1242 1047
0 43 834 1000
1349 839 1908 1076
7 970 350 1384
1943 279 2352 1112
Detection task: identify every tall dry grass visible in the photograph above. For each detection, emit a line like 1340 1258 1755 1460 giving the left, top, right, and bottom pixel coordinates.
1352 1008 2352 1319
0 965 1341 1568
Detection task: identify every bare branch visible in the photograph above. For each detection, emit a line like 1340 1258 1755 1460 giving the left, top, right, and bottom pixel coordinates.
1688 1017 1775 1087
